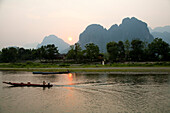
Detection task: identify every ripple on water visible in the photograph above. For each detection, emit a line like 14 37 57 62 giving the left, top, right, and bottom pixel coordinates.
0 71 170 113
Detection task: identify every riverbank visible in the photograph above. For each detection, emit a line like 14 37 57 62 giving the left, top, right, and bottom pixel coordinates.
0 62 170 73
0 67 170 74
0 62 170 68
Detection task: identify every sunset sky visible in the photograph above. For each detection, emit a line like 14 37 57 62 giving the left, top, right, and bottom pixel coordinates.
0 0 170 49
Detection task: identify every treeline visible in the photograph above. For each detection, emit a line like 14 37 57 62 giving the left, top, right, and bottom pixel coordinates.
66 38 170 62
0 43 100 63
0 45 59 63
107 38 170 62
0 38 170 63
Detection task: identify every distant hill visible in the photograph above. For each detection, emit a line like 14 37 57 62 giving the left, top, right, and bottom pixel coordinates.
149 26 170 33
79 17 154 52
151 32 170 44
37 35 70 53
149 26 170 44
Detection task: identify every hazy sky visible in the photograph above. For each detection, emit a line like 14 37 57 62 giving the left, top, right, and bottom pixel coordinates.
0 0 170 49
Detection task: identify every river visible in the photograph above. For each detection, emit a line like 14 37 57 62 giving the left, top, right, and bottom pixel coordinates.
0 71 169 113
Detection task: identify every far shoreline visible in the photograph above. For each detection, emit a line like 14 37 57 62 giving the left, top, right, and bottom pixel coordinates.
0 67 170 74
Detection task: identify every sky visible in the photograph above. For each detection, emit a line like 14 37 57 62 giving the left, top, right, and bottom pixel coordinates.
0 0 170 49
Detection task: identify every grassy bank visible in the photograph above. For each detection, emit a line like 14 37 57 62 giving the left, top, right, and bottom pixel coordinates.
0 62 170 73
0 68 170 73
0 62 170 68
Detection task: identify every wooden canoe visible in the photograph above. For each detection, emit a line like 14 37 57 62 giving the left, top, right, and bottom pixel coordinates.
32 71 70 74
3 82 53 87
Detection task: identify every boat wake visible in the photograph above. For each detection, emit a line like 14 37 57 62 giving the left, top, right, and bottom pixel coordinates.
52 81 117 88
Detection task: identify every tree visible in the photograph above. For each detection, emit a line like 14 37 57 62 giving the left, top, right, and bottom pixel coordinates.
130 39 144 61
84 43 99 61
0 51 2 62
37 46 46 62
148 38 170 61
124 40 130 61
66 45 75 59
45 44 59 63
1 47 18 62
31 49 38 60
37 44 59 63
107 41 118 61
18 48 35 61
117 41 125 61
142 41 150 61
66 43 83 62
18 48 25 60
74 43 83 62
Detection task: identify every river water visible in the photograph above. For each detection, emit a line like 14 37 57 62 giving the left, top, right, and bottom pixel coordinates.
0 71 169 113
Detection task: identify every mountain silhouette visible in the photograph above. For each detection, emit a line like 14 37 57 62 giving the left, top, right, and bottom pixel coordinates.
149 26 170 44
151 31 170 44
150 26 170 33
79 17 154 52
37 35 70 53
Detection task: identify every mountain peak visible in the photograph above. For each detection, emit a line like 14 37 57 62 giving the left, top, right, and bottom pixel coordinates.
122 17 130 24
85 24 106 32
108 24 118 31
121 17 147 26
37 35 70 53
79 17 154 52
43 35 60 41
150 25 170 33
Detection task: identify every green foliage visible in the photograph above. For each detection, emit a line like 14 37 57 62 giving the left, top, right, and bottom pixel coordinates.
130 39 144 61
36 46 45 61
66 43 83 62
59 63 70 67
66 45 75 59
107 41 118 61
74 43 83 62
0 38 170 63
117 41 125 61
124 40 130 61
18 48 36 61
37 44 59 63
107 38 170 62
1 47 18 62
85 43 99 61
148 38 170 61
45 44 59 62
0 44 59 63
107 41 125 62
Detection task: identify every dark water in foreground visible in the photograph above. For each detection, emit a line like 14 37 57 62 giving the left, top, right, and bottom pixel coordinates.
0 71 170 113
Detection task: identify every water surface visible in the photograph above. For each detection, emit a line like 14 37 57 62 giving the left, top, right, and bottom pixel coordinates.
0 71 169 113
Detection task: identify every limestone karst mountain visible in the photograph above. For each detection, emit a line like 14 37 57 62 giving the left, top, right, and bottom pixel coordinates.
37 35 70 53
151 31 170 44
149 26 170 33
149 26 170 44
79 17 154 52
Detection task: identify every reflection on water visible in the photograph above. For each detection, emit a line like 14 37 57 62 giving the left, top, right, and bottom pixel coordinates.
0 71 170 113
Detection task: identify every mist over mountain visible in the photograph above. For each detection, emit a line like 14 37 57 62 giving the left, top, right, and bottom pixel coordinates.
149 26 170 44
37 35 70 53
149 26 170 33
23 42 39 49
151 32 170 44
79 17 154 52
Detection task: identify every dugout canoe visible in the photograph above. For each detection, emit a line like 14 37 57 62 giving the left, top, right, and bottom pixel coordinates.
3 81 53 87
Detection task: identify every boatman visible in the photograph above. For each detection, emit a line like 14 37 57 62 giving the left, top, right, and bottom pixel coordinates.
43 81 46 85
